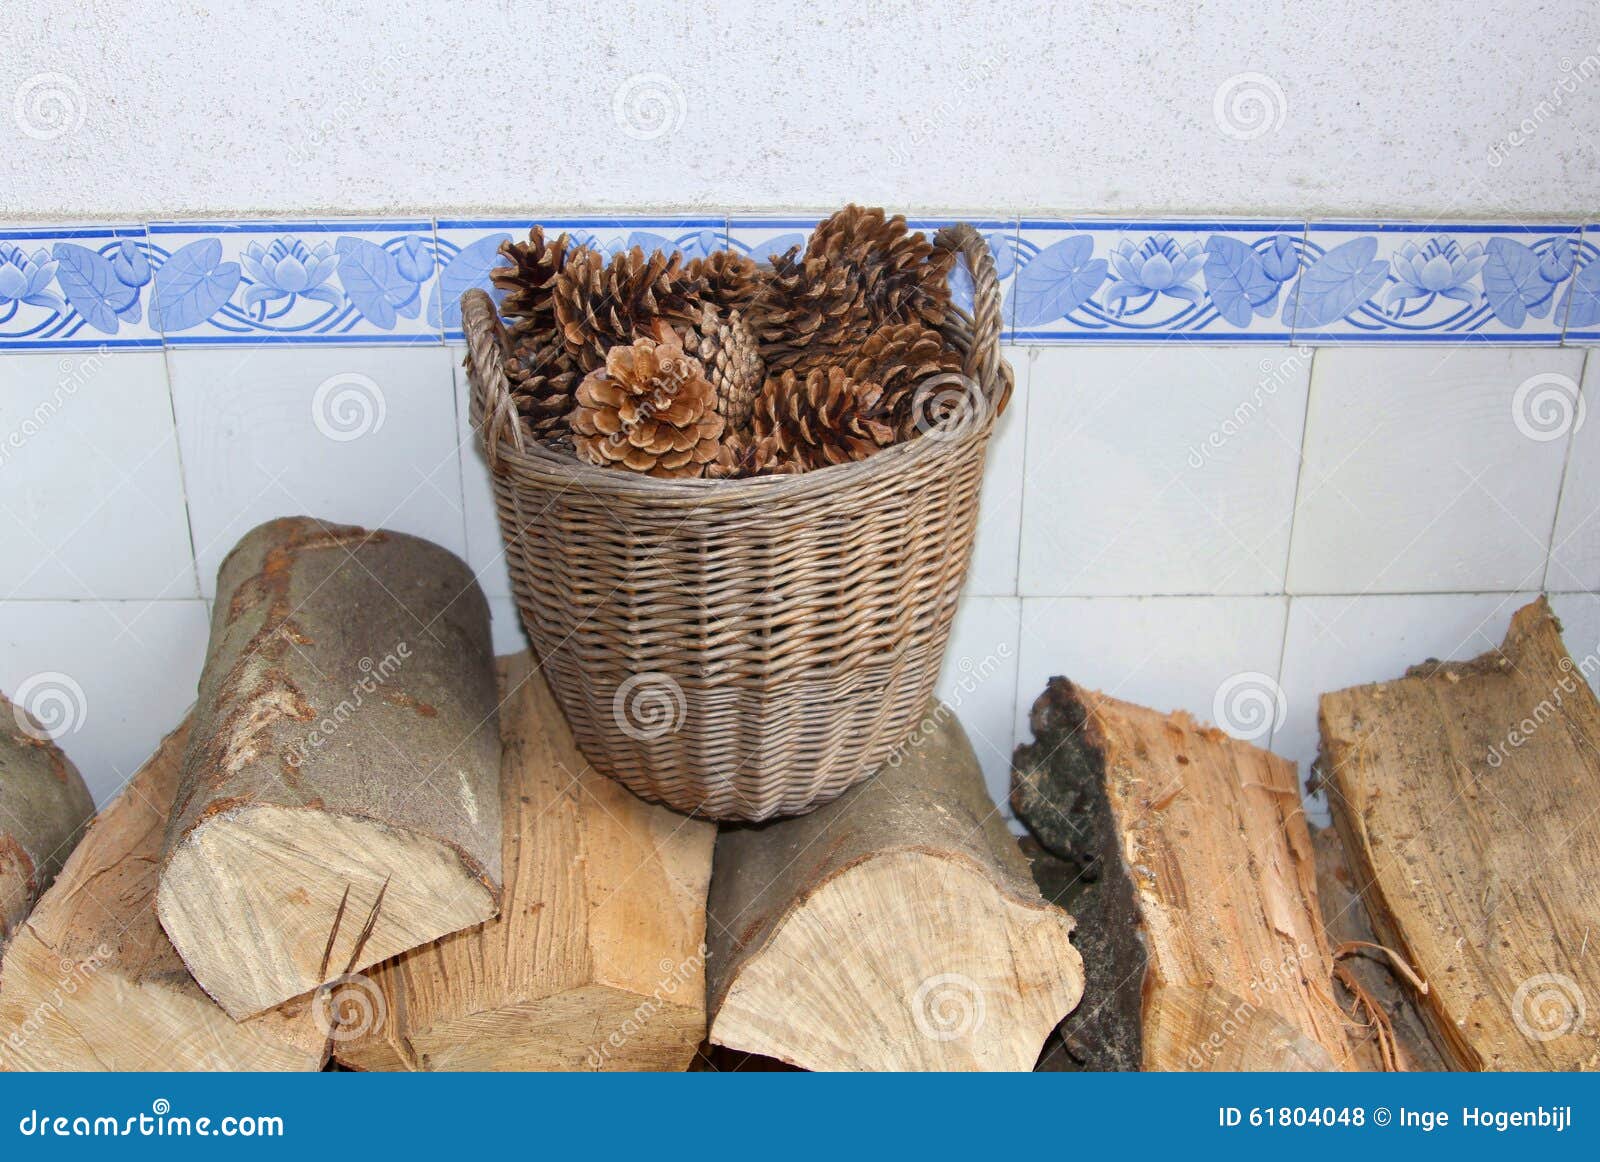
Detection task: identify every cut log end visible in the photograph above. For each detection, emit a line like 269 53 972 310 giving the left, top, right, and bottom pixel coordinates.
156 808 497 1020
707 706 1084 1072
713 849 1080 1071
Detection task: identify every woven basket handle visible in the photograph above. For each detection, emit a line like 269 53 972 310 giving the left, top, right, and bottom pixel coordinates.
933 223 1005 408
461 288 525 476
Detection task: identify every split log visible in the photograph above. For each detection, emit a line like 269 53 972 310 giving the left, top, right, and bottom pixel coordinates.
0 719 325 1071
706 706 1083 1071
0 692 94 947
336 653 716 1071
1320 597 1600 1070
1011 678 1352 1072
1310 826 1443 1071
157 517 503 1020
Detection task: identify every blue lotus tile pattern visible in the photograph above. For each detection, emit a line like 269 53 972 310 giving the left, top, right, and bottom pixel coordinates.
1011 221 1304 342
1290 223 1579 342
146 221 442 345
434 217 726 339
0 226 160 348
0 216 1594 349
1564 228 1600 344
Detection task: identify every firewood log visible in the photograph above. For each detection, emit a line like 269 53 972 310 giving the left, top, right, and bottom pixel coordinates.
0 719 325 1071
156 517 503 1020
1310 826 1443 1071
1320 597 1600 1070
1012 678 1352 1072
0 692 94 947
336 652 715 1071
705 706 1083 1071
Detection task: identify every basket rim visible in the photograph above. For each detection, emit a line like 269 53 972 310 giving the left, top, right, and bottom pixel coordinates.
462 220 1009 504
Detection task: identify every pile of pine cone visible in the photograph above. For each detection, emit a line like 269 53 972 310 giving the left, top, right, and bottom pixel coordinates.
489 205 976 479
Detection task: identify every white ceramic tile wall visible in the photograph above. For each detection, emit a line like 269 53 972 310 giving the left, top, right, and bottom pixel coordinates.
2 342 1595 813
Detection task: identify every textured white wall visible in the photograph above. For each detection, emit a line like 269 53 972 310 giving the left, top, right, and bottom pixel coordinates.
2 0 1595 220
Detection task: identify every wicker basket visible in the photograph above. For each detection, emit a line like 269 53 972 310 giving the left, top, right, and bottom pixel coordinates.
463 223 1012 821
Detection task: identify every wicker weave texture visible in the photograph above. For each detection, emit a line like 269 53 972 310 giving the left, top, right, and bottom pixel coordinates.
463 224 1011 821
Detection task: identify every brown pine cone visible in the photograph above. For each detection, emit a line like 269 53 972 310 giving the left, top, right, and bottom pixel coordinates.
491 227 571 326
687 250 762 314
732 366 896 475
841 322 966 438
749 205 954 373
553 245 707 372
663 306 764 430
505 332 582 443
569 336 725 478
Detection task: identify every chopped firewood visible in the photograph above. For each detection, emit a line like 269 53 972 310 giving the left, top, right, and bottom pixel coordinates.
0 691 94 947
336 653 715 1071
156 517 503 1020
0 719 325 1071
705 706 1083 1071
1310 825 1444 1071
1320 597 1600 1070
1012 678 1353 1071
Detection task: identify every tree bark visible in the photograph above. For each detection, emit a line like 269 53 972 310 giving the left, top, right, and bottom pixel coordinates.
0 692 94 948
705 705 1083 1071
0 719 325 1071
1012 678 1352 1072
336 653 716 1071
1320 597 1600 1070
156 517 502 1020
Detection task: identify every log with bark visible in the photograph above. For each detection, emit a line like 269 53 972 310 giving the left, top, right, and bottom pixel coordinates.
1310 825 1443 1072
156 517 503 1020
0 692 94 948
0 719 325 1071
705 705 1083 1071
1319 597 1600 1071
336 652 716 1071
1012 678 1353 1072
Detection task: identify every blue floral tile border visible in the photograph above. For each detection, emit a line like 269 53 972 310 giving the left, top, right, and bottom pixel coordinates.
1 216 1596 350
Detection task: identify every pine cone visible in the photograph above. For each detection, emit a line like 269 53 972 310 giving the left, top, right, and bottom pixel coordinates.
729 366 895 475
749 205 954 373
664 306 764 430
505 331 582 443
569 336 725 478
687 250 762 314
842 322 966 438
491 227 571 326
553 246 707 372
